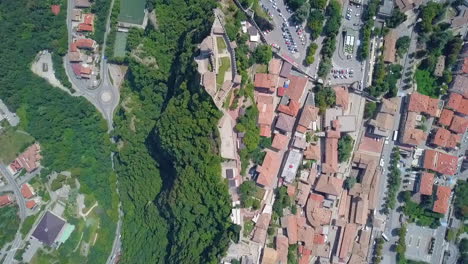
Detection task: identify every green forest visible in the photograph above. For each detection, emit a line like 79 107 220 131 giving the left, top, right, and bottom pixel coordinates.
0 0 117 262
114 0 236 263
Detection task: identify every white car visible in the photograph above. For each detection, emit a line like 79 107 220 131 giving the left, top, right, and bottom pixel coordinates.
380 159 385 167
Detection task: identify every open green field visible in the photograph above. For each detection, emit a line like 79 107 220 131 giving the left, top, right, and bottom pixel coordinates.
216 37 227 52
415 70 439 98
0 128 35 163
216 57 231 88
118 0 146 25
113 32 128 57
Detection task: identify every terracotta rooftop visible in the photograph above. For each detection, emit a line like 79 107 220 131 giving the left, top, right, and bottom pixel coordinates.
296 182 311 207
256 94 275 136
271 133 289 151
26 200 37 209
449 115 468 134
314 234 326 244
333 86 349 111
275 113 296 133
299 225 315 250
268 58 282 75
314 175 343 196
256 150 281 188
408 92 441 117
381 98 398 114
78 23 93 32
354 197 369 225
0 195 12 207
75 38 95 49
254 73 277 93
433 186 451 214
252 213 271 243
297 105 318 133
395 0 422 12
283 215 298 244
51 5 61 15
423 149 458 176
419 172 434 196
277 99 300 117
304 144 321 161
431 127 460 149
261 247 278 264
276 235 289 264
284 75 308 101
83 13 94 25
438 109 454 127
447 93 468 115
401 112 428 146
21 184 34 199
322 124 340 174
451 75 468 98
383 30 397 63
17 144 42 173
339 223 358 259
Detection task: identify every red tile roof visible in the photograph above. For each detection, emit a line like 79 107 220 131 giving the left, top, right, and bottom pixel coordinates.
254 73 277 93
277 99 300 117
277 86 286 97
75 38 95 49
26 200 37 209
322 124 341 174
297 105 318 132
285 75 308 101
333 86 349 111
433 186 451 214
438 109 454 127
77 23 94 32
383 30 397 63
268 59 282 75
447 93 468 115
80 66 92 75
449 115 468 134
314 175 343 196
256 94 275 135
83 13 94 25
21 184 34 199
423 149 458 175
432 127 461 149
272 133 289 151
339 223 357 259
0 195 12 206
51 5 61 16
419 172 434 196
402 112 428 146
314 234 326 244
408 92 441 117
256 150 281 188
304 144 320 161
284 215 298 244
17 144 42 173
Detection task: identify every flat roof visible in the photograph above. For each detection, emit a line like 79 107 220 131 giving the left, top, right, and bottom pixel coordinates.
281 150 303 183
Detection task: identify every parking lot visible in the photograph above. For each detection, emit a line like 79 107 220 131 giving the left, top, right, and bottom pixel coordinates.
329 0 366 86
260 0 310 65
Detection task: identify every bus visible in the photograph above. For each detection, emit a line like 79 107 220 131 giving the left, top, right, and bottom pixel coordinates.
393 130 398 141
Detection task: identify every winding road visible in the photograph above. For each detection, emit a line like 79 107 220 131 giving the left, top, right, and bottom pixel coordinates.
65 0 120 130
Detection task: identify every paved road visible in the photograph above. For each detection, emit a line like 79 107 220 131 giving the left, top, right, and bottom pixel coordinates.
66 0 119 130
0 163 27 264
106 205 122 264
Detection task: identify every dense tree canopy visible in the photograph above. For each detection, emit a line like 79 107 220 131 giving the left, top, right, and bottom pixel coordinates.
0 0 117 262
114 0 237 263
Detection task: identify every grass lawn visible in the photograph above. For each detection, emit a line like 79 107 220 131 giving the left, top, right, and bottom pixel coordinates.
0 128 35 163
216 37 227 52
216 57 231 87
256 64 268 73
415 70 439 98
254 186 266 200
